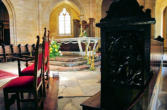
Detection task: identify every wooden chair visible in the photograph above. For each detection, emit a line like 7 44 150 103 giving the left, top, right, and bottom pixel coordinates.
4 45 14 62
22 44 36 67
3 36 44 110
25 44 31 56
18 44 35 67
0 45 5 62
26 44 34 56
15 28 49 97
11 44 21 58
17 29 47 76
20 44 29 57
32 44 36 56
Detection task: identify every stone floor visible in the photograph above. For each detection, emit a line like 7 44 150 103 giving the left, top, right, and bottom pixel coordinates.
58 69 100 110
157 53 167 110
0 61 25 75
0 61 101 110
157 66 167 110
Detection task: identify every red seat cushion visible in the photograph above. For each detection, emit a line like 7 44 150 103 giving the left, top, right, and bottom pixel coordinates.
21 64 34 75
4 76 34 89
21 53 43 76
4 76 42 90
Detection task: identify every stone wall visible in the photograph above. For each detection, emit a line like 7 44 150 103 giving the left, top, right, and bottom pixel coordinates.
1 0 103 45
3 0 167 45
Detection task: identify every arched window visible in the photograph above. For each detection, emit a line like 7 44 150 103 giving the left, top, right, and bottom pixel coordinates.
59 8 71 35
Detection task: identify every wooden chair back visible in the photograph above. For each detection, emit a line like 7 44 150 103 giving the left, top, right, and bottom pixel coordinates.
4 45 14 61
26 44 33 56
10 44 21 58
4 45 12 55
43 28 50 60
12 45 20 54
20 45 28 56
32 44 36 56
0 45 4 55
0 45 5 62
34 36 43 90
25 44 30 55
42 28 50 90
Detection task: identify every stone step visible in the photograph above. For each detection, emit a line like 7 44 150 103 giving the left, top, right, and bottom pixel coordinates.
50 61 101 71
50 56 84 62
49 57 101 67
61 51 81 56
50 60 87 67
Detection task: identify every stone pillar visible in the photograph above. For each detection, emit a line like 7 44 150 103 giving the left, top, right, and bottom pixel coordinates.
163 8 167 49
89 18 95 37
82 20 89 37
73 19 80 37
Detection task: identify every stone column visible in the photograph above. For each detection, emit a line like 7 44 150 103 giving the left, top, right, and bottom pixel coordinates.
89 18 95 37
73 19 80 37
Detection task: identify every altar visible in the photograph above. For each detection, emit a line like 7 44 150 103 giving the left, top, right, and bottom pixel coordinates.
55 37 100 56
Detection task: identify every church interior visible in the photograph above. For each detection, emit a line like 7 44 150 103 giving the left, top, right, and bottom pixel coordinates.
0 0 167 110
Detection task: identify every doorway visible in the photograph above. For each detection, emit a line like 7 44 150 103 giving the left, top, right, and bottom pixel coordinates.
0 1 10 45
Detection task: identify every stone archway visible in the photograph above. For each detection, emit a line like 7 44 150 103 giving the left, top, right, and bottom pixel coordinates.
49 1 81 39
101 0 112 18
39 0 84 37
2 0 17 44
155 0 167 48
155 0 167 37
0 1 10 44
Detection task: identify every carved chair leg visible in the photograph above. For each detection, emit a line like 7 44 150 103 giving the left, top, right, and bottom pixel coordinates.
47 78 50 88
20 92 24 100
16 92 21 110
42 81 46 97
33 92 39 110
46 71 49 88
3 91 10 110
40 100 44 110
39 85 43 97
39 86 44 109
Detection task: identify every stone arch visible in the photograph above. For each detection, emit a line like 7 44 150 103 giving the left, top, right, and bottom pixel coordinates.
40 0 84 35
155 0 167 37
49 1 81 39
2 0 17 44
163 7 167 48
101 0 112 18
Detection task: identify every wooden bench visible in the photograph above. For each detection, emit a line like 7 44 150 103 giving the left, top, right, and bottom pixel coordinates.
80 91 101 110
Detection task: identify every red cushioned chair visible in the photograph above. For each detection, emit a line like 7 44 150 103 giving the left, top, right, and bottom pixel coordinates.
17 28 48 77
40 28 50 96
17 54 34 76
3 36 45 110
43 29 50 89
